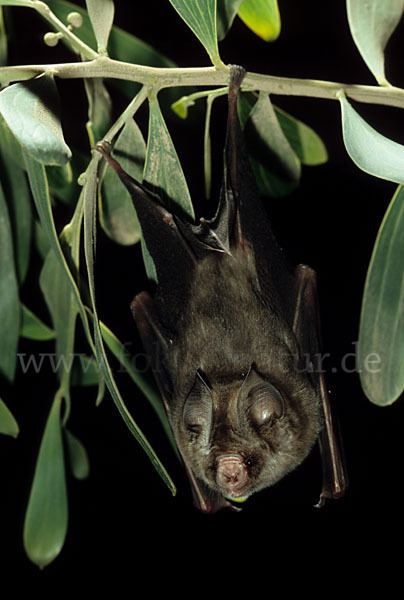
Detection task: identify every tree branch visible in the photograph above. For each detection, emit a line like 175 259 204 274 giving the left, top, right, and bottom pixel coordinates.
1 57 404 110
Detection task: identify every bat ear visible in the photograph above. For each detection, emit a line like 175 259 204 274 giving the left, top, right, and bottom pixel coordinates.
237 366 284 429
182 370 213 446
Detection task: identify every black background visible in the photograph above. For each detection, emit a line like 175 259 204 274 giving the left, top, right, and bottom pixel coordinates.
1 0 404 586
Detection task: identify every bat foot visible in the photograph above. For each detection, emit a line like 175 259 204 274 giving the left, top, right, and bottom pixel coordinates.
228 64 246 88
228 65 246 106
94 139 112 158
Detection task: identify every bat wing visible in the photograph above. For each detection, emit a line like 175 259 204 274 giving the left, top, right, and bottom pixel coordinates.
291 265 348 506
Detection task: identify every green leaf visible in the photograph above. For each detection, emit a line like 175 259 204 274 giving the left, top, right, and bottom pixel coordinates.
338 92 404 185
0 179 20 382
39 249 78 386
239 92 301 197
0 74 72 166
65 429 90 479
274 106 328 166
46 162 75 205
347 0 404 86
71 355 100 387
204 94 215 198
0 115 24 167
100 320 178 455
142 92 195 283
216 0 242 39
0 135 32 284
169 0 224 67
85 0 114 53
145 92 194 220
238 0 280 41
39 236 79 386
23 151 94 357
21 304 55 341
359 185 404 406
171 86 227 119
83 156 176 496
23 395 68 568
0 397 19 437
34 219 50 260
100 119 143 245
84 78 112 145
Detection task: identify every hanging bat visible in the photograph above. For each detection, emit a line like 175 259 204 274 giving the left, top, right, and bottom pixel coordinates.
96 65 347 513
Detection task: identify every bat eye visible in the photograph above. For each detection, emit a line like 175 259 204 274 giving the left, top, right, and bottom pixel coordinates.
248 383 284 427
182 371 213 441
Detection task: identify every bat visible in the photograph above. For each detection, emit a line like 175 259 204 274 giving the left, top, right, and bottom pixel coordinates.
96 65 347 513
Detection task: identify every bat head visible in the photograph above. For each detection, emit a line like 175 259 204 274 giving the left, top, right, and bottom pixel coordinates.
169 339 322 506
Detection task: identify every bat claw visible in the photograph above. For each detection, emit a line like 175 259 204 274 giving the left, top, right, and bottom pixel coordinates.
94 140 112 157
228 64 246 87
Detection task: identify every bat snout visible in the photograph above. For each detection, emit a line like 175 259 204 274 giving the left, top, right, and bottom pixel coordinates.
216 454 249 497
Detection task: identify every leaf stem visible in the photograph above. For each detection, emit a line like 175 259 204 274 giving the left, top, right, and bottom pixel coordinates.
103 85 148 144
2 57 404 110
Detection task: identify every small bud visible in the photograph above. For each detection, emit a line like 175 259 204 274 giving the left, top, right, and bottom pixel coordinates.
67 12 83 29
43 32 61 47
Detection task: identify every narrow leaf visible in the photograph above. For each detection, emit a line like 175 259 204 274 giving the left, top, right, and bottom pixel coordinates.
39 245 78 385
0 397 19 437
274 105 328 166
339 92 404 185
23 395 68 568
83 157 176 495
84 78 112 145
85 0 115 53
46 162 76 205
216 0 242 40
142 92 194 282
34 220 50 260
204 94 215 198
0 141 32 283
0 114 24 167
359 185 404 406
145 92 194 220
23 151 94 356
169 0 224 67
0 74 72 166
239 92 301 197
100 119 143 245
347 0 404 85
21 304 55 341
0 179 20 382
71 355 100 387
65 430 90 479
238 0 281 41
100 320 177 454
